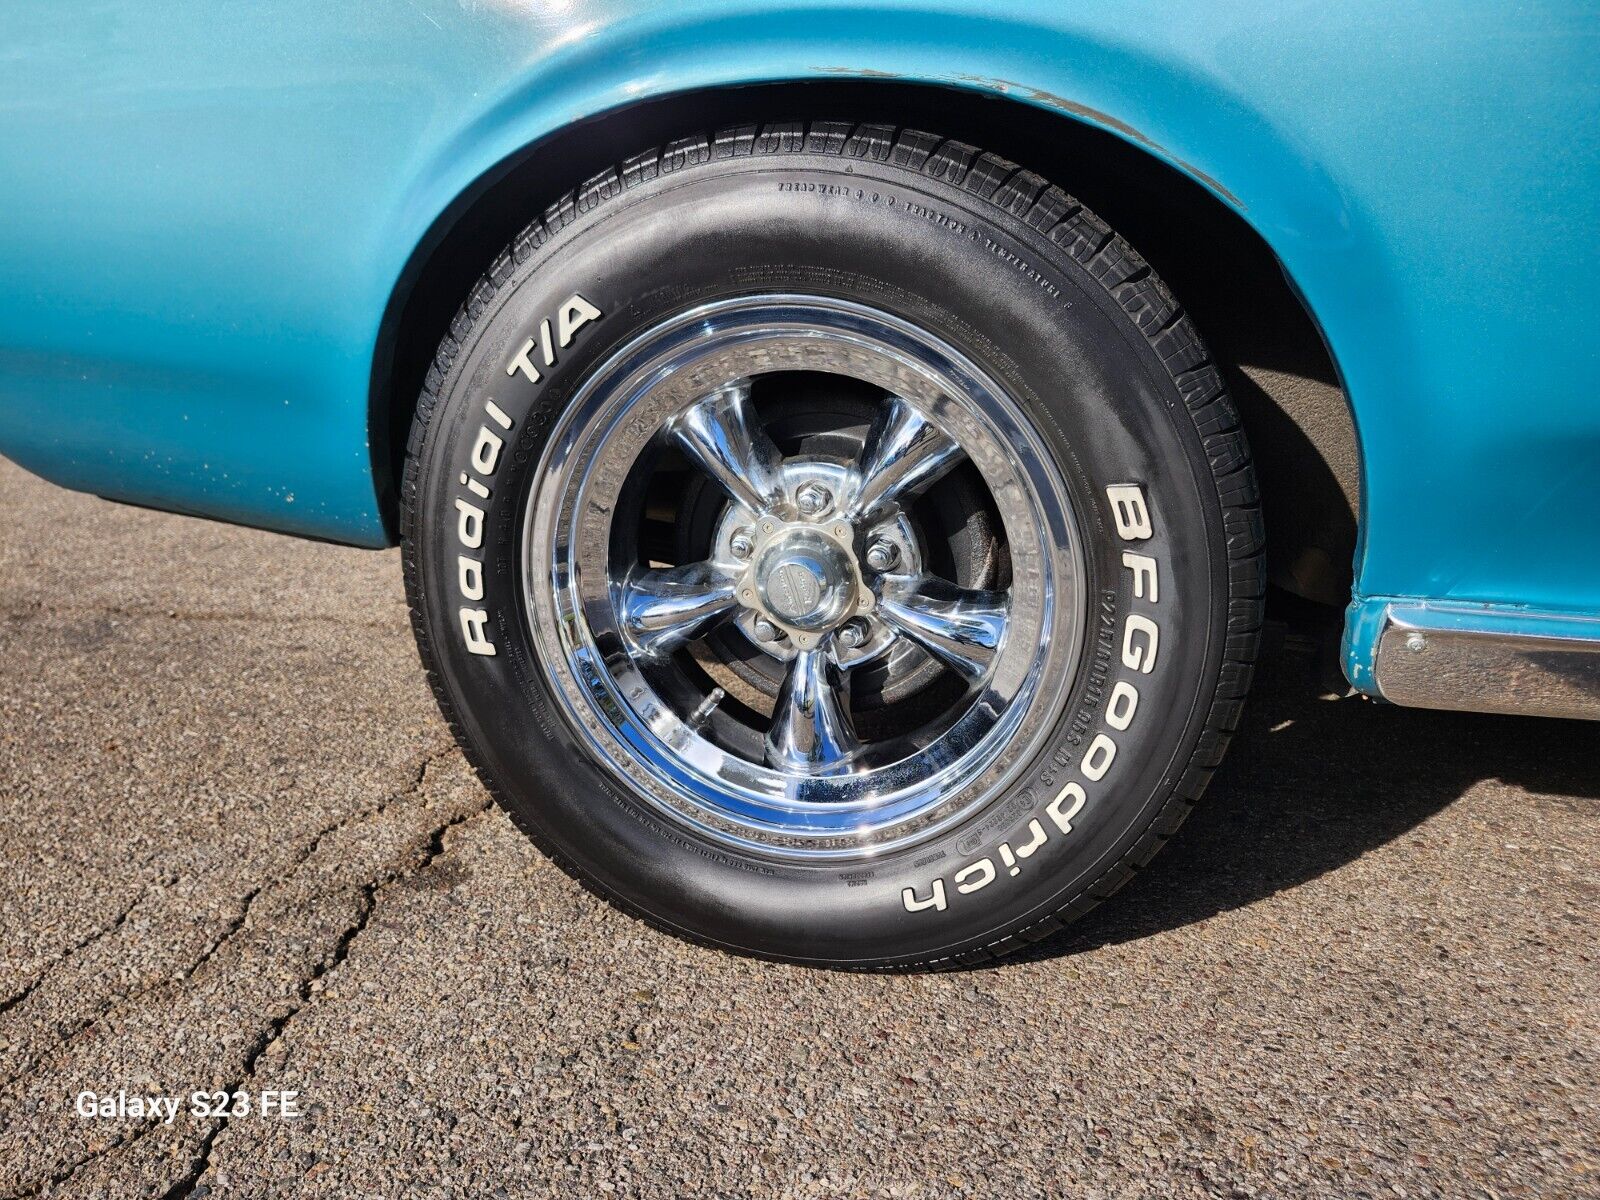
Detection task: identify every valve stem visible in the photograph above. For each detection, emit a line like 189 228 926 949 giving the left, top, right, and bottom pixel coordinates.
688 686 726 729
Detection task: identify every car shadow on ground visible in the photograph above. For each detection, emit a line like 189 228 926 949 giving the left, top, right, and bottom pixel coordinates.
1007 632 1600 965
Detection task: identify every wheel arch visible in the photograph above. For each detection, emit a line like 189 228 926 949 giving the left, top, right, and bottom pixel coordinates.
370 72 1362 607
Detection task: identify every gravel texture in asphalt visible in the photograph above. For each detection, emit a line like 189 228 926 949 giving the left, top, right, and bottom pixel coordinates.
0 459 1595 1199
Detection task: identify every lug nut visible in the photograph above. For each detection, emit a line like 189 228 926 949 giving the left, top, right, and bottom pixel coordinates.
796 483 832 516
729 529 755 560
752 618 782 643
837 619 869 649
865 539 899 572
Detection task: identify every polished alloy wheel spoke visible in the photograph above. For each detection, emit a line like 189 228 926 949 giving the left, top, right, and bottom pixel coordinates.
849 395 963 518
878 576 1009 682
544 296 1078 850
618 562 738 657
765 648 860 774
671 380 783 513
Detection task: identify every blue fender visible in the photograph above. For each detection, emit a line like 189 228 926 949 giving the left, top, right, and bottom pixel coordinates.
1 1 1596 688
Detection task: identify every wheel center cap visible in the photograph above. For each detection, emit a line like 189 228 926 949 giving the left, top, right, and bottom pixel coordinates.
767 559 826 621
751 530 856 632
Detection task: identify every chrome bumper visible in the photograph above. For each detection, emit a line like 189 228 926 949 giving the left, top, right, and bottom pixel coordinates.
1373 604 1600 722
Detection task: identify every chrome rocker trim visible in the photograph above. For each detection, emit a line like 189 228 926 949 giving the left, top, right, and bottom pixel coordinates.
1374 604 1600 722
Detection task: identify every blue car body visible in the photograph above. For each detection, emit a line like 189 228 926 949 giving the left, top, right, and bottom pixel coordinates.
2 1 1597 704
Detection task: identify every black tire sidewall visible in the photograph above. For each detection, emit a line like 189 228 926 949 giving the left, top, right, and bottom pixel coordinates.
410 152 1227 966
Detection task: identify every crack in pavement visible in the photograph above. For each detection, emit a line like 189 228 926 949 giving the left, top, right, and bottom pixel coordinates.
0 751 485 1200
0 748 455 1094
0 882 264 1095
159 801 490 1200
0 887 148 1017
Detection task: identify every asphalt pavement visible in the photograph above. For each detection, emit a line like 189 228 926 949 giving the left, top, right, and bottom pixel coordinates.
0 459 1594 1199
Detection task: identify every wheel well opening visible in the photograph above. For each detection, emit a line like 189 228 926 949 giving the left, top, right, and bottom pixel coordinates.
371 79 1357 607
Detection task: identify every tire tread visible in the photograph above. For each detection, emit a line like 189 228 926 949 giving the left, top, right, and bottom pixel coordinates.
400 121 1266 971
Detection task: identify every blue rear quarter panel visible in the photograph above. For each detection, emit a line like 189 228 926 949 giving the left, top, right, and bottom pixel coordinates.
2 1 1598 673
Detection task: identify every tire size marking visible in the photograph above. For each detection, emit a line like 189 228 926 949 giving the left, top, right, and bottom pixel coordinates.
902 483 1163 915
777 181 1067 302
454 293 602 657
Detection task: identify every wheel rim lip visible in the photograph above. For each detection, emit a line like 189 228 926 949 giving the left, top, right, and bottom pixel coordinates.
522 294 1086 860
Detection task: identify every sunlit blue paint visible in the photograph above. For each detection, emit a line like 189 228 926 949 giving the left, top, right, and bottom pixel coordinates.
0 2 1596 687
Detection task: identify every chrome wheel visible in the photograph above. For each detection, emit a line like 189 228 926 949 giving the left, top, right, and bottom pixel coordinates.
524 295 1086 859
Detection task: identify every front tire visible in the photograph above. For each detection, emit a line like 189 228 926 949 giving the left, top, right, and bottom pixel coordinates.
401 122 1263 969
